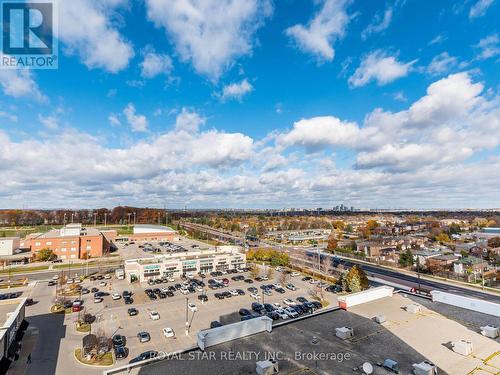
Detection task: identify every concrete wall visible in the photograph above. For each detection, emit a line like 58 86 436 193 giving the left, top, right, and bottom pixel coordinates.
338 286 394 309
197 316 272 350
0 238 20 256
430 291 500 317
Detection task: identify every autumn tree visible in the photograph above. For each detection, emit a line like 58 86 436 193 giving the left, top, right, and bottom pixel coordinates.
487 237 500 248
326 236 338 252
36 248 56 261
249 264 260 279
344 265 369 292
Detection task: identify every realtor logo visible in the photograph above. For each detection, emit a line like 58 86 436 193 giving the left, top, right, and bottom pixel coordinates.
1 0 58 69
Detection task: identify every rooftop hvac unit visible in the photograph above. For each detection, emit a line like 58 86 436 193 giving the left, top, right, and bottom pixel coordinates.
256 360 278 375
451 340 473 356
374 315 386 324
335 326 354 340
412 360 438 375
480 325 499 339
406 304 422 314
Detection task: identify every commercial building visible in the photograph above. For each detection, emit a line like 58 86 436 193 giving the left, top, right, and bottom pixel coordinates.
0 298 28 370
0 238 20 257
124 246 245 282
117 224 178 243
24 223 112 260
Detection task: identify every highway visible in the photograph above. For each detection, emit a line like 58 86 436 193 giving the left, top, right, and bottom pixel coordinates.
331 254 500 303
1 264 122 282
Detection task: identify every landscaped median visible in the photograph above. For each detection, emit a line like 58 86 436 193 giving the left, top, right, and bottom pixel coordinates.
74 348 114 367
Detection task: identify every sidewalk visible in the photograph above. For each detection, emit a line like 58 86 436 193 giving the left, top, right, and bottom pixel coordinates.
7 326 39 375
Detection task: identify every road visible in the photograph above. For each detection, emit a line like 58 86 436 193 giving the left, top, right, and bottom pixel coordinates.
330 253 500 303
6 264 122 281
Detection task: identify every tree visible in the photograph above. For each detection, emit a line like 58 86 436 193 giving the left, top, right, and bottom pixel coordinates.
398 249 413 267
279 271 291 286
266 266 274 280
249 264 260 279
36 248 56 261
487 236 500 248
435 232 450 244
344 266 369 293
326 236 338 252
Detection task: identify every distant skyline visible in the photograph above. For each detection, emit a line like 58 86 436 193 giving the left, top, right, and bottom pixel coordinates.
1 0 500 209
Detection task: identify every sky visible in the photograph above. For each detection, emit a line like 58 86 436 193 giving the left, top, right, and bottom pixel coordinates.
0 0 499 209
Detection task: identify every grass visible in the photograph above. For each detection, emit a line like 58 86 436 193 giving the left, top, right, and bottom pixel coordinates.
0 282 26 289
0 265 49 274
74 349 114 367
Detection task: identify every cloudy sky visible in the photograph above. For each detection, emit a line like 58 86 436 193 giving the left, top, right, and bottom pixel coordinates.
1 0 499 209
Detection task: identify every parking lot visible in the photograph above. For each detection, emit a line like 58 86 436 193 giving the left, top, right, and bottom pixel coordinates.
74 269 339 364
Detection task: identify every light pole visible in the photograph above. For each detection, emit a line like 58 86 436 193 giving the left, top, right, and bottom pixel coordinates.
127 213 131 228
104 212 107 227
185 297 189 336
133 212 136 226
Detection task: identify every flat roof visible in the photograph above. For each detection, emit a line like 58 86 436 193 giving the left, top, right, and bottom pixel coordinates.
139 294 500 375
0 299 24 327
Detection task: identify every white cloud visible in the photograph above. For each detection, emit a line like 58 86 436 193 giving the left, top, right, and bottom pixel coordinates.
277 116 360 151
0 70 45 101
108 113 121 127
145 0 272 80
218 79 253 102
361 7 392 40
393 91 407 102
474 34 500 60
469 0 495 18
426 52 458 76
123 103 148 132
140 48 173 79
428 34 447 46
285 0 352 62
174 108 205 132
0 110 17 123
348 50 416 87
58 0 134 73
38 114 59 130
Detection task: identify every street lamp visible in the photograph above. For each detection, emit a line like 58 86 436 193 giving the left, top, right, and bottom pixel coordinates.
185 297 189 336
133 212 136 226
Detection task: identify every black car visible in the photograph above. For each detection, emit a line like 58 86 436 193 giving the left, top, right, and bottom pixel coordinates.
292 305 305 315
129 350 158 364
296 296 308 303
124 297 134 304
241 314 255 321
247 287 257 293
210 321 223 328
123 291 132 298
311 301 322 309
263 303 275 313
166 291 174 297
89 276 96 281
302 276 312 281
198 294 208 302
128 307 138 316
168 286 176 292
251 302 264 313
153 288 161 294
81 288 90 295
303 302 316 311
114 346 129 360
188 287 196 293
239 308 251 316
91 287 99 293
244 279 254 284
214 293 224 300
148 294 157 300
158 292 166 299
266 311 280 320
112 334 126 347
48 280 56 286
174 284 182 290
275 288 286 294
236 289 245 295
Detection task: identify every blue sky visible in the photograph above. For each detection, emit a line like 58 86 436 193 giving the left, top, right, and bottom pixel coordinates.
0 0 499 209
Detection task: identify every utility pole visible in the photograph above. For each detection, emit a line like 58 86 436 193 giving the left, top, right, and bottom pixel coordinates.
104 212 107 227
127 213 131 228
185 297 189 336
133 212 136 226
416 258 421 293
63 213 66 225
71 213 74 224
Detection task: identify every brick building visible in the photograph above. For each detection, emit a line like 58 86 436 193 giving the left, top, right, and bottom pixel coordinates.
24 223 112 260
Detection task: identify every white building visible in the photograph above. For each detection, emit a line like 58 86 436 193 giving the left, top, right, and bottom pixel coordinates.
124 246 245 282
0 237 20 256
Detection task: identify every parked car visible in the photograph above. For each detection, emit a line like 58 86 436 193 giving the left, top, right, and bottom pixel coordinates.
127 308 138 316
266 311 280 320
250 293 260 300
198 294 208 302
162 327 175 338
94 297 103 303
244 279 254 284
149 311 160 320
296 296 308 303
124 297 134 304
283 298 296 306
112 293 121 300
129 350 157 364
291 272 300 277
239 308 251 316
263 303 275 313
275 309 289 319
275 287 286 294
114 346 129 360
137 332 151 343
188 303 197 312
251 302 264 313
112 334 126 347
99 281 107 287
286 283 297 291
284 307 299 318
210 321 223 328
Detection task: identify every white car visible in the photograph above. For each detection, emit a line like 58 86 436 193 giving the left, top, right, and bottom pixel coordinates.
275 309 289 319
161 287 169 293
291 272 300 277
284 307 299 318
111 292 121 300
283 298 296 306
162 327 175 338
272 302 282 309
180 288 189 295
167 277 175 282
52 275 59 280
149 311 160 320
104 274 112 279
273 283 282 289
94 297 103 303
286 283 296 291
229 290 239 296
99 281 107 287
186 273 194 279
261 276 268 281
196 286 203 292
275 266 283 272
250 293 261 300
188 303 197 312
66 278 74 284
74 278 82 283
